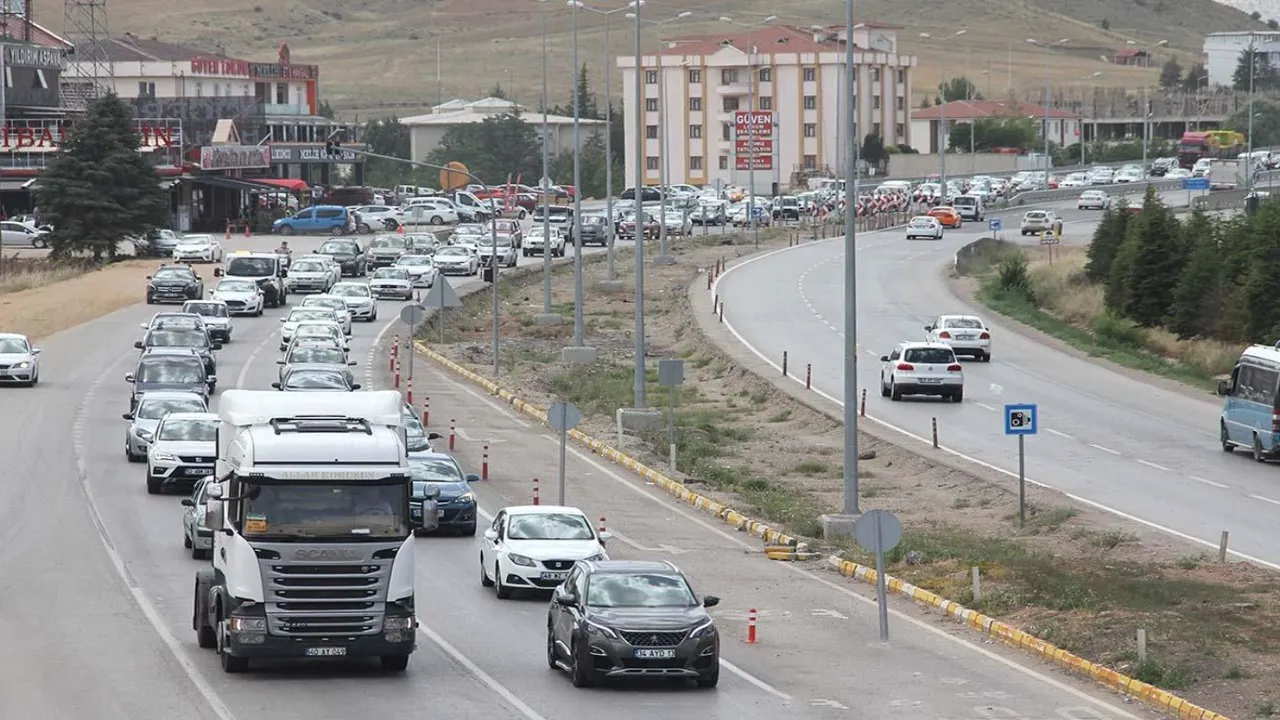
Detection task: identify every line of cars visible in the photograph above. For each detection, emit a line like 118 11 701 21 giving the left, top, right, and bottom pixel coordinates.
877 314 994 402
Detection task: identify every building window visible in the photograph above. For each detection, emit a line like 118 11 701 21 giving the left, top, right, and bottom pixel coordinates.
803 154 817 169
645 125 659 139
758 96 772 110
646 156 660 170
689 124 702 139
719 155 729 170
688 68 701 83
3 67 10 88
214 83 222 96
138 81 155 98
276 82 288 104
721 69 739 84
195 81 203 97
722 97 739 112
873 122 881 136
722 123 732 140
895 96 904 111
645 70 658 84
803 67 816 82
897 69 906 84
871 67 880 82
873 95 881 110
896 123 905 138
242 83 250 96
803 123 816 138
689 97 702 111
690 156 703 171
645 98 659 112
759 67 772 82
803 95 816 110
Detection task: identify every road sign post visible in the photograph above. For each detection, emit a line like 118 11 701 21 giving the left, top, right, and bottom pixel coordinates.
1182 176 1210 207
422 276 463 343
398 304 427 384
853 510 902 642
987 217 1002 239
1003 403 1039 524
657 358 685 474
547 401 583 505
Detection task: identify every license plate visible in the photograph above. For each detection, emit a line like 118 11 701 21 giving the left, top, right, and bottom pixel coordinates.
185 468 213 475
957 334 975 340
539 571 569 581
918 378 943 384
304 647 347 657
634 648 676 659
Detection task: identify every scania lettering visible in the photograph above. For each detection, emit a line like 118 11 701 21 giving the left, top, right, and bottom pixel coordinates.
192 390 436 673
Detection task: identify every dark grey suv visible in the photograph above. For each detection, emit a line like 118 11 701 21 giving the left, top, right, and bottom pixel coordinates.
546 559 720 688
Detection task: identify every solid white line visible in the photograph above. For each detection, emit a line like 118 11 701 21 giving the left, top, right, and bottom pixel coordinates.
719 659 792 700
974 402 998 412
415 624 549 720
1249 494 1280 507
1045 428 1074 440
1190 475 1228 489
1136 459 1172 472
234 328 278 389
711 247 1280 572
1087 443 1121 456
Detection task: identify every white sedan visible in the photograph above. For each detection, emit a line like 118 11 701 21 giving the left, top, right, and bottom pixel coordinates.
209 279 264 316
480 505 610 599
146 412 219 495
369 267 415 300
330 281 378 322
905 216 943 240
299 294 354 335
0 332 40 386
1077 190 1112 210
279 307 344 350
295 254 342 286
173 234 224 263
924 314 991 362
434 245 479 276
394 254 439 287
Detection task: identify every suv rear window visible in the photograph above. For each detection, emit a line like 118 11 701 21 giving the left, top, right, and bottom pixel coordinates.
904 348 955 364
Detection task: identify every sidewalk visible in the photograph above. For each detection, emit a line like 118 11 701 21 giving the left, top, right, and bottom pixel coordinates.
387 348 1141 719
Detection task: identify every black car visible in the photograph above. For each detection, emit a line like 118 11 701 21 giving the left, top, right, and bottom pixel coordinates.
315 238 367 277
135 327 220 382
146 265 204 304
620 186 663 202
127 350 211 410
408 452 478 536
547 559 720 688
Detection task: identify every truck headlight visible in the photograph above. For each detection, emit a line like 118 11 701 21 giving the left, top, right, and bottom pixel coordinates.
384 616 415 631
229 616 267 632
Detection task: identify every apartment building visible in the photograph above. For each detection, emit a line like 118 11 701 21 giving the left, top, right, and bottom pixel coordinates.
617 23 916 191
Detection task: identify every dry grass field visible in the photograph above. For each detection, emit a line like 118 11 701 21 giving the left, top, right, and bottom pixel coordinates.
89 0 1265 114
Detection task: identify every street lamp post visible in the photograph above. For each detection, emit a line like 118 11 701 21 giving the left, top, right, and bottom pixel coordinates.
840 0 860 523
1126 39 1166 184
1027 37 1069 189
720 14 778 249
537 0 554 319
1079 71 1102 167
1247 32 1257 193
630 0 647 409
563 0 597 362
920 29 966 201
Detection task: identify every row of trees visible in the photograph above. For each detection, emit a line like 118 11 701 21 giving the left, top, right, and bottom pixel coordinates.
1076 187 1280 343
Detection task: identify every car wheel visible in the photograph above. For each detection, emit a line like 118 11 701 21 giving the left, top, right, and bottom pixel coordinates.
184 531 192 549
981 352 991 362
358 223 371 233
547 628 560 669
880 374 890 397
459 522 477 537
126 445 141 462
494 563 513 599
890 380 902 401
1221 422 1233 453
570 641 595 687
429 215 443 225
480 553 494 587
952 389 964 403
1254 435 1266 463
330 226 344 236
146 476 163 494
279 226 294 236
696 663 720 688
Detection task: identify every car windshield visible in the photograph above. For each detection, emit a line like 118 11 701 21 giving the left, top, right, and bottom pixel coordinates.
295 325 339 339
147 330 207 348
289 309 333 322
136 397 206 419
158 418 218 441
438 247 467 256
303 299 347 313
483 236 513 248
217 280 256 293
291 261 325 273
373 268 408 279
409 458 463 483
153 269 190 281
318 241 357 255
240 482 408 540
331 285 370 297
371 236 404 249
585 573 697 608
225 256 275 277
911 219 932 226
284 369 348 389
397 256 432 266
506 512 594 540
942 317 984 329
137 360 204 383
183 303 227 318
180 236 211 246
0 337 29 353
287 347 346 364
903 348 955 364
1026 212 1046 220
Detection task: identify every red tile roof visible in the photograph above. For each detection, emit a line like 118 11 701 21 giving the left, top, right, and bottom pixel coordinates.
657 24 893 57
0 17 72 49
912 100 1077 120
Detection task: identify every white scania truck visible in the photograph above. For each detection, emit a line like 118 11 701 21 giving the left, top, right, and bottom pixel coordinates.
193 390 437 673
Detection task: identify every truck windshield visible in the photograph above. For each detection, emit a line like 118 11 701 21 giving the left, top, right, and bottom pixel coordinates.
239 482 408 540
226 256 275 277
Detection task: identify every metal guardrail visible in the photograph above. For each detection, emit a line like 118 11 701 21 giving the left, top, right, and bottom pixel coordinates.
1007 179 1184 205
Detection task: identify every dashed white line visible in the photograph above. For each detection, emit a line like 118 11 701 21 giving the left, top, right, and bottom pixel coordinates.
1190 475 1229 489
1249 494 1280 506
1045 428 1074 440
1087 443 1121 455
974 402 998 412
1136 459 1172 472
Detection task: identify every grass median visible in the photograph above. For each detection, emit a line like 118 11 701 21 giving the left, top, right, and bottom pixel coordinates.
0 254 161 338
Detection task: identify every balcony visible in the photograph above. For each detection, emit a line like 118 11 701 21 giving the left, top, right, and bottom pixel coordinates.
716 83 752 97
260 103 309 116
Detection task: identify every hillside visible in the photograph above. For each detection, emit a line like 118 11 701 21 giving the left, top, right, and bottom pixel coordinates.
84 0 1268 115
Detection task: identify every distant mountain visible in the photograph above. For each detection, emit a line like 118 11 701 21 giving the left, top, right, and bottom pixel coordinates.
1214 0 1278 24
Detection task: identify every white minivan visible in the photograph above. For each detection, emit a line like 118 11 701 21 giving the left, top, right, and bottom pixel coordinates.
951 194 984 222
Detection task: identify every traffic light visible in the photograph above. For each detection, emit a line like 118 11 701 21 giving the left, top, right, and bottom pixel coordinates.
324 139 342 157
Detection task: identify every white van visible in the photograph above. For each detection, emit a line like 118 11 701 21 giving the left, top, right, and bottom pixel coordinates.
952 194 984 221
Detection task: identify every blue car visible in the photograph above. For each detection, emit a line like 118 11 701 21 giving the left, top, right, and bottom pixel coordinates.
272 204 350 236
408 451 480 535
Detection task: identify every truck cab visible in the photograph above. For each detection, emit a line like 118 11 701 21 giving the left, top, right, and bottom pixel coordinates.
193 390 437 673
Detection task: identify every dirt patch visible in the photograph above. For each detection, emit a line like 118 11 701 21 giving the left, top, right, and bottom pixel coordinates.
0 256 160 339
421 229 1280 719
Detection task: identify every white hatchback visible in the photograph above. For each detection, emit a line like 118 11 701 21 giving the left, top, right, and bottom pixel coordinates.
1078 190 1112 210
925 315 991 362
479 505 610 599
879 342 964 402
905 216 943 240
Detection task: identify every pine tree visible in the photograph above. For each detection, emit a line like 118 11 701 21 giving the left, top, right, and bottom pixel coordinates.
37 93 167 262
1159 58 1183 90
1114 187 1186 326
1167 210 1221 338
1241 201 1280 340
1084 205 1130 283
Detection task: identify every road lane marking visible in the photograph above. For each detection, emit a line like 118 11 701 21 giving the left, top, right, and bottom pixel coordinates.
1087 443 1121 455
712 248 1280 572
234 324 280 389
1136 459 1172 472
1045 428 1074 440
414 624 549 720
1190 475 1228 489
975 402 998 412
1249 494 1280 506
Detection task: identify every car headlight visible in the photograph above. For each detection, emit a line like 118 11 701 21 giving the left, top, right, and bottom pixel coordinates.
229 617 267 633
689 619 716 639
13 361 29 369
134 427 153 441
151 452 178 463
507 553 536 567
585 619 619 639
453 492 475 505
584 552 606 562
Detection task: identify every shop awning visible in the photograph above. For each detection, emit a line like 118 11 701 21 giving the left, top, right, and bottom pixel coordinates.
185 174 279 192
255 178 309 192
0 179 36 191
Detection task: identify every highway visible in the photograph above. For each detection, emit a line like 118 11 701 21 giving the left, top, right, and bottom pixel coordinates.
716 191 1280 570
0 223 1148 719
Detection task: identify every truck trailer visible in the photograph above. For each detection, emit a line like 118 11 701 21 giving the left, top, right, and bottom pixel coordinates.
193 390 430 673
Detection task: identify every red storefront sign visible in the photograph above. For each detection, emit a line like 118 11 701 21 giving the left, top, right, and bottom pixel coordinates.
733 110 774 171
734 110 773 137
735 155 773 171
189 56 252 77
0 120 182 152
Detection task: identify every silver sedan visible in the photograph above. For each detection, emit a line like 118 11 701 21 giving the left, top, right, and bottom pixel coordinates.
122 390 209 461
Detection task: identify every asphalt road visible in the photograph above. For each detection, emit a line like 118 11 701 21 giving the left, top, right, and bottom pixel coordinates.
717 191 1280 570
0 220 1147 719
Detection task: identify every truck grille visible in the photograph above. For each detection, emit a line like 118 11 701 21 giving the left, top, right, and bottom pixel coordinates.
620 630 688 647
258 543 398 637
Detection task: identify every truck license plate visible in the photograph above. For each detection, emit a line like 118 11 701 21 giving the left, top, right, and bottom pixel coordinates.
305 647 347 657
634 648 676 659
539 571 569 581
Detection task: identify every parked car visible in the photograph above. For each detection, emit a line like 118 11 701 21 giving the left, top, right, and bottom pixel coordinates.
272 205 350 235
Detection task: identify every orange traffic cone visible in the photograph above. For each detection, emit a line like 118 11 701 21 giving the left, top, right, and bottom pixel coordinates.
397 222 405 235
225 222 231 240
243 223 250 238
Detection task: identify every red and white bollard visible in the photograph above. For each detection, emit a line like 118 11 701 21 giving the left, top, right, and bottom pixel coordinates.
448 418 456 451
532 478 540 505
406 377 414 406
394 357 401 389
805 364 812 390
244 223 251 238
225 222 231 240
390 335 399 372
421 396 430 427
597 516 607 546
481 443 489 481
746 608 758 644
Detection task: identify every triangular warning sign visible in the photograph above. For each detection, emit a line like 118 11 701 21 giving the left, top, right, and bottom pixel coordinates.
423 275 463 309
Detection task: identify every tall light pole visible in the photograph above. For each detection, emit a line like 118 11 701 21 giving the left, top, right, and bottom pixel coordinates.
538 0 554 318
1079 71 1102 167
1027 37 1069 189
1247 32 1257 193
630 0 647 409
841 0 859 521
578 2 632 286
920 28 966 201
631 10 692 265
1126 39 1167 184
720 14 778 249
563 0 596 362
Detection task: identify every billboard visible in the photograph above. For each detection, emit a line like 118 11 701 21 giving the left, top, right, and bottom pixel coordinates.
200 145 272 170
733 110 774 171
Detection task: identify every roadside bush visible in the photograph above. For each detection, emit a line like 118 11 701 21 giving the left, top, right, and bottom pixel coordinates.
996 250 1034 301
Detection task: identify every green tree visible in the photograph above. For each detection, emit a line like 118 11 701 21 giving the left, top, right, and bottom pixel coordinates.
1181 62 1207 91
948 117 1036 152
1085 204 1131 283
1225 98 1280 148
938 76 981 102
359 117 424 188
550 133 615 198
1241 201 1280 339
317 100 336 119
489 83 509 100
425 113 541 185
37 93 166 261
1158 57 1184 90
548 65 603 121
1167 210 1222 338
1232 47 1279 91
1108 187 1186 326
861 133 887 172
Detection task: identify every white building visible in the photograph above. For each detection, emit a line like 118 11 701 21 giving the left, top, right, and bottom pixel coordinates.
617 23 916 192
399 97 605 164
1204 31 1280 88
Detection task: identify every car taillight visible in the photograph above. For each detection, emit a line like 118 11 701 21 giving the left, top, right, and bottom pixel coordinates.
1273 413 1279 433
979 332 990 340
938 331 951 339
896 363 914 371
947 364 963 372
